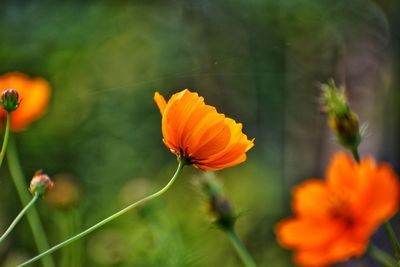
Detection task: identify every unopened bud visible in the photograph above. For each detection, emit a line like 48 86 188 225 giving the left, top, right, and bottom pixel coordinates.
321 80 361 149
199 173 236 230
209 195 236 230
328 111 360 148
1 88 20 112
29 170 53 197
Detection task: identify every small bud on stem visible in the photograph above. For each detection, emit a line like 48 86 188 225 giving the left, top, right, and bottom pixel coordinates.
1 88 20 112
29 171 54 197
199 173 236 231
321 80 362 150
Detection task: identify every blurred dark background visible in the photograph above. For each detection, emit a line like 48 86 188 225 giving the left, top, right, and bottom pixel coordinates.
0 0 399 266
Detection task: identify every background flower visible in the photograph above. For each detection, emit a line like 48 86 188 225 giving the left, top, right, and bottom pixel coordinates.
276 152 399 267
0 72 50 131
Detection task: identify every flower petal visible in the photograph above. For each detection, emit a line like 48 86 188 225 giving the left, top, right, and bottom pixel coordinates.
0 72 50 131
154 92 167 115
276 218 344 249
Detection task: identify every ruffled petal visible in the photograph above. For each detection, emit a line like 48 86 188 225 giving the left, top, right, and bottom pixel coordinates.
155 89 254 170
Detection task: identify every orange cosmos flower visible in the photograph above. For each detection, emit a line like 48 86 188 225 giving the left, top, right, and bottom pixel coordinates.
0 72 50 131
275 152 399 267
154 89 254 170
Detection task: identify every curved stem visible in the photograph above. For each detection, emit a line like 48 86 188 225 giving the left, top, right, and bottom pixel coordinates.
0 112 11 168
227 229 257 267
369 244 399 267
18 161 185 267
7 136 56 267
71 209 83 267
384 221 400 260
0 193 40 243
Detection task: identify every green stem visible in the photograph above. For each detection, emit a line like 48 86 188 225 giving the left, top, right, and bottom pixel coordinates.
384 221 400 259
71 209 82 267
227 229 257 267
55 212 71 267
0 193 40 243
0 112 11 168
369 244 399 267
7 136 56 267
18 160 185 267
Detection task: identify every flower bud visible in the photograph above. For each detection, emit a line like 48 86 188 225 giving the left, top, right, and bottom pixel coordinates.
321 80 361 149
198 173 236 230
29 170 54 197
209 195 236 230
1 88 20 112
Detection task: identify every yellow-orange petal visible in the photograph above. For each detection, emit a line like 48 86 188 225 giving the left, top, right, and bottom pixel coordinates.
191 123 231 159
154 92 167 115
161 92 181 151
184 107 224 154
194 154 247 171
202 142 248 169
246 138 255 151
201 118 248 163
155 89 254 170
176 93 204 148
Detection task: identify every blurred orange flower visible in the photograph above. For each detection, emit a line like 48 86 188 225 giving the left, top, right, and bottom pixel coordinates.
275 152 399 267
154 89 254 170
0 72 50 131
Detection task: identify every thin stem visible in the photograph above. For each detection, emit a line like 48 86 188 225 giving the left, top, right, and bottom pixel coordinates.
71 209 83 267
18 161 185 267
0 193 40 243
385 221 400 259
0 112 11 168
7 137 56 267
369 244 399 267
227 229 257 267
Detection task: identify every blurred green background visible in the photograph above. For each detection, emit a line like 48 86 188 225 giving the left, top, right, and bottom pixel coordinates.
0 0 399 266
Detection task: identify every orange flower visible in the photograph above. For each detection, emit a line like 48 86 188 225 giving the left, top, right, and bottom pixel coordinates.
275 152 399 267
154 89 254 170
0 72 50 131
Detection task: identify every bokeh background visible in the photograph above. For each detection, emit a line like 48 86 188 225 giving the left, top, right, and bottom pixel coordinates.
0 0 399 266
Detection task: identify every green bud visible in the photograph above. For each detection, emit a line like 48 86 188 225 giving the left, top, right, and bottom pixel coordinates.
200 173 236 231
321 79 361 149
209 195 236 230
1 88 20 112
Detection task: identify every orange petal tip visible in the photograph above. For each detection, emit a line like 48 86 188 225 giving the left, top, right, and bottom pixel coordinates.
154 92 167 115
